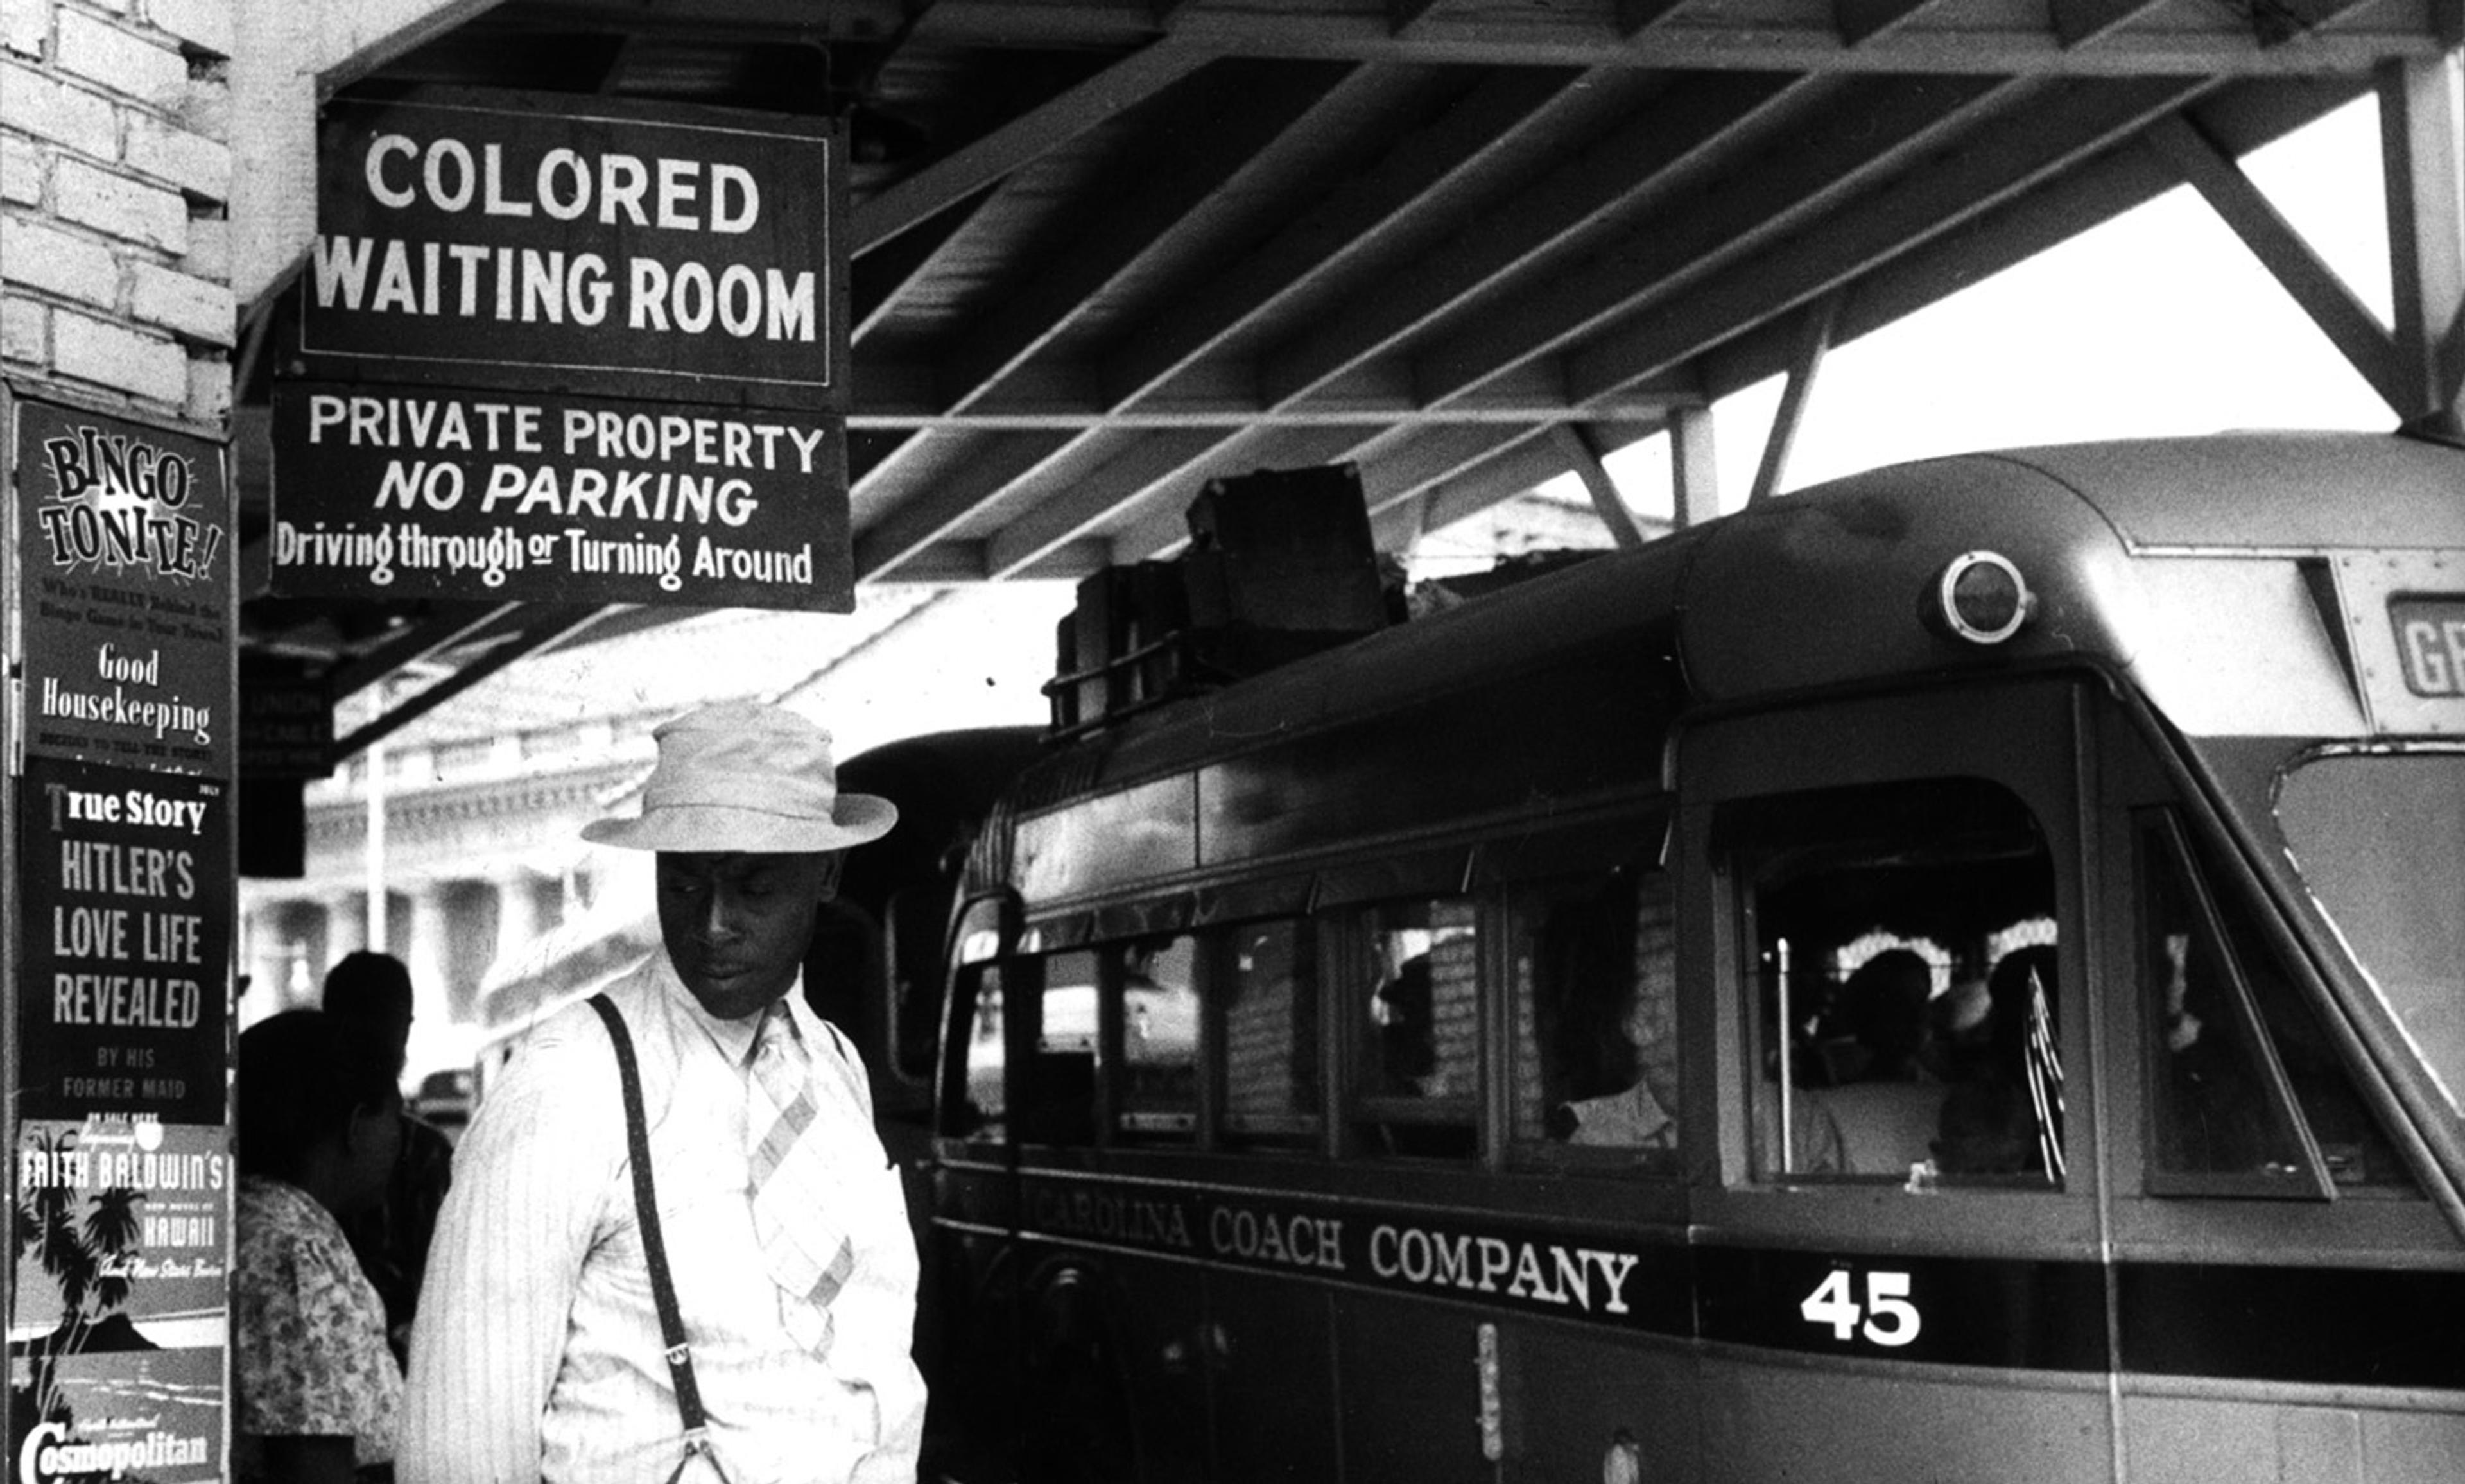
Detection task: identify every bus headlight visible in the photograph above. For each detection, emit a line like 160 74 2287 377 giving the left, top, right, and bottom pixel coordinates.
1929 551 2034 645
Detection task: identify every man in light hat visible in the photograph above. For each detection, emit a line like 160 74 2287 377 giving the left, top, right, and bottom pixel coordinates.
402 703 924 1484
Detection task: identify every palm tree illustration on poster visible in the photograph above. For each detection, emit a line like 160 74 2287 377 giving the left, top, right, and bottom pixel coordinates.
9 1120 226 1483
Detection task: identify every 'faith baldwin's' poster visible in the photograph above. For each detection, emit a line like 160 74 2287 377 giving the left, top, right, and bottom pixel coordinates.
8 1116 225 1484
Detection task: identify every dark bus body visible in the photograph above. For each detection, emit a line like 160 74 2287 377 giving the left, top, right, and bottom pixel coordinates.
877 433 2465 1482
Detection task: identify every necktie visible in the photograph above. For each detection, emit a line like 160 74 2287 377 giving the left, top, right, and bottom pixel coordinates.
748 1001 852 1354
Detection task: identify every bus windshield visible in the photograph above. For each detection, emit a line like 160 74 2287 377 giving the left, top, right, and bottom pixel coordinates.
2276 752 2465 1123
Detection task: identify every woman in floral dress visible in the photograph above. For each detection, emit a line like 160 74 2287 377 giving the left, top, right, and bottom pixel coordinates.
234 1010 408 1483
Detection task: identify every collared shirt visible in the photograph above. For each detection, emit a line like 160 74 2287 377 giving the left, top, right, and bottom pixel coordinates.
401 954 924 1484
233 1175 402 1478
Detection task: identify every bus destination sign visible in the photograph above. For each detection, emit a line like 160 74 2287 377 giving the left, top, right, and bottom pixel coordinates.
2389 596 2465 698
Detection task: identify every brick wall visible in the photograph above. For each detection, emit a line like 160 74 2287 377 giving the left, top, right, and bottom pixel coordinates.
1 0 234 427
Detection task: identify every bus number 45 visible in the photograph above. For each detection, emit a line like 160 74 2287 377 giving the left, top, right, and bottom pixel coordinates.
1799 1269 1921 1347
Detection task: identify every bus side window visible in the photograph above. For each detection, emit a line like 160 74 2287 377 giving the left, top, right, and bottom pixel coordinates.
2141 816 2415 1195
1724 778 2061 1188
955 964 1007 1140
1114 935 1198 1138
1223 919 1320 1146
1510 865 1681 1164
1020 951 1100 1146
1354 897 1479 1157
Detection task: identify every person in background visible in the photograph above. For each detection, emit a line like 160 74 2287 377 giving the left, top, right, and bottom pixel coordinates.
1804 948 1946 1177
403 702 924 1484
324 951 455 1365
1549 981 1677 1150
234 1010 406 1483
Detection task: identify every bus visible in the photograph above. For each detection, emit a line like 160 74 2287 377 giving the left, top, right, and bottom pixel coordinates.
885 432 2465 1483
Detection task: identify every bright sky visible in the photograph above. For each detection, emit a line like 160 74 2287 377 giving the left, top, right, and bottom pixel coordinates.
1494 95 2400 537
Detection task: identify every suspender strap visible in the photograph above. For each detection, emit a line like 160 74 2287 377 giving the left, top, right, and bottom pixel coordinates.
587 993 720 1478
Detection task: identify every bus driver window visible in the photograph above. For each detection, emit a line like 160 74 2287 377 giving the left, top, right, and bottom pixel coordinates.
2140 815 2414 1195
1724 778 2062 1187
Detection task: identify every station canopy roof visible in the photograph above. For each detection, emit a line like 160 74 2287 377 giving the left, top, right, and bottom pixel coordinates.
232 0 2446 760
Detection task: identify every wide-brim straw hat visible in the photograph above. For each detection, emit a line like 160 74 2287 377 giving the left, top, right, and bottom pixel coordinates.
581 702 897 853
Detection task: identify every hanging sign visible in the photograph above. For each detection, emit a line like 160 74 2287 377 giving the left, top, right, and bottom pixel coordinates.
279 87 853 609
295 89 846 406
237 655 333 779
268 381 850 607
13 398 231 774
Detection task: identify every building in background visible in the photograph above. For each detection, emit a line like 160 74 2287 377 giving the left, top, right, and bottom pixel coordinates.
236 582 1069 1083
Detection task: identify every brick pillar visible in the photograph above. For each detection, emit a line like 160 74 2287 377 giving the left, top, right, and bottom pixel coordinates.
2 0 236 426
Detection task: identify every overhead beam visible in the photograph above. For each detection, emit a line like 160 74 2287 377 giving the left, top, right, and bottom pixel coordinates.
1415 72 2014 410
985 429 1251 576
2378 55 2465 427
1568 75 2216 404
1129 12 2444 77
1098 65 1611 411
1616 0 1693 38
943 65 1640 527
1357 423 1553 516
1837 0 1958 49
1696 76 2363 406
1749 291 1842 504
1262 71 1813 408
1108 418 1508 558
888 539 1112 583
331 606 612 762
1415 426 1593 533
2052 0 2170 50
1552 424 1647 548
327 602 522 702
2143 112 2409 411
938 60 1365 413
852 187 1001 343
1670 404 1721 527
850 359 1702 427
852 429 1085 579
851 37 1215 255
492 1 2449 76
